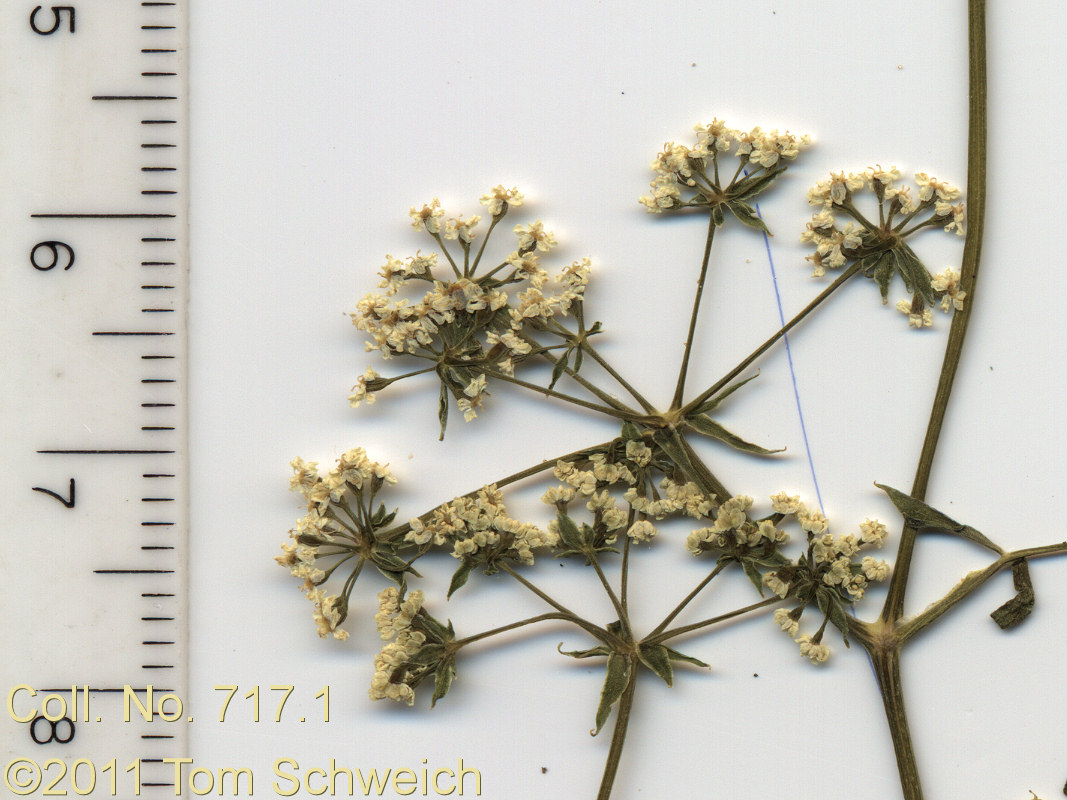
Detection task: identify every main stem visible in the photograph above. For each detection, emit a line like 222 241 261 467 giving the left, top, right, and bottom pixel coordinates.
871 647 924 800
873 2 987 799
883 0 987 626
595 656 638 800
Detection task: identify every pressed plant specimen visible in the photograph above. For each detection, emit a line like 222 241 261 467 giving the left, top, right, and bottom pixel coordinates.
276 2 1066 797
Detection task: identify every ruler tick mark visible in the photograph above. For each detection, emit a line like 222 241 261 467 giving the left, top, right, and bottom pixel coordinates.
93 95 178 101
142 474 175 479
41 449 175 454
142 593 174 597
142 190 178 195
142 617 175 621
141 25 177 29
95 570 175 574
142 522 175 526
33 213 175 219
95 331 174 336
142 285 176 290
141 546 174 551
142 167 177 172
141 308 175 312
141 49 177 53
142 379 175 383
142 403 176 407
142 237 176 242
142 261 176 266
141 426 176 431
141 497 175 502
142 72 177 77
141 120 177 125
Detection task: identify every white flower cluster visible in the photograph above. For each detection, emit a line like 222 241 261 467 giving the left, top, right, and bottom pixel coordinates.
351 191 596 421
640 118 810 213
543 449 674 544
278 449 398 640
623 477 712 520
803 167 965 278
407 485 555 566
760 500 891 665
552 456 637 496
369 588 427 706
685 495 788 555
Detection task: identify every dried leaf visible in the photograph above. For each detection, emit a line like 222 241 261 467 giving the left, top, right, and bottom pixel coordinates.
664 646 709 669
637 644 674 687
727 200 771 234
685 414 782 455
447 560 475 599
548 349 570 391
556 511 585 551
593 653 631 736
558 643 611 659
430 658 456 708
897 243 937 305
876 484 1002 554
870 250 896 304
407 643 446 666
730 170 779 202
990 559 1035 630
740 557 766 595
816 588 851 646
437 382 449 441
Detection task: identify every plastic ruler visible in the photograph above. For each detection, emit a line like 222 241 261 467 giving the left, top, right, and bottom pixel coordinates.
0 2 189 796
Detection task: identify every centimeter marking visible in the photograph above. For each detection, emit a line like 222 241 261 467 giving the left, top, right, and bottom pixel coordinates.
2 1 189 792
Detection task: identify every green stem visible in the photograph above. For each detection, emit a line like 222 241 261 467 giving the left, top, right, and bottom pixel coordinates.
589 550 629 639
483 369 642 421
867 5 986 799
681 263 859 417
454 612 571 647
376 439 618 543
647 561 727 639
882 0 986 627
620 527 632 622
499 563 613 644
644 595 780 646
870 647 924 800
671 215 717 410
579 339 658 414
431 232 462 278
525 327 635 413
469 215 501 273
899 542 1067 641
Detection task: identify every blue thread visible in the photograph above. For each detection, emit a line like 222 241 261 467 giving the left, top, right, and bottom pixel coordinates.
753 202 825 511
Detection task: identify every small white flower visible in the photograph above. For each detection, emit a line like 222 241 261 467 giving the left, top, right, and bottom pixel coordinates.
626 519 657 543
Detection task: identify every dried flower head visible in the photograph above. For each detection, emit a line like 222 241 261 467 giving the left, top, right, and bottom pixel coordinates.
802 167 966 326
640 117 810 234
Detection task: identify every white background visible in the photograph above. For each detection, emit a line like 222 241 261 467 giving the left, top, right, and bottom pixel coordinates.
190 2 1067 798
7 1 1064 799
